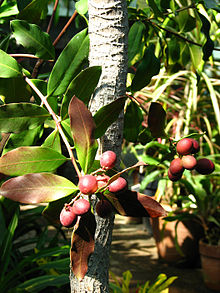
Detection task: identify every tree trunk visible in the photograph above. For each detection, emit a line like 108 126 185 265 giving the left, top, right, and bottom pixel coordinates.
70 0 128 292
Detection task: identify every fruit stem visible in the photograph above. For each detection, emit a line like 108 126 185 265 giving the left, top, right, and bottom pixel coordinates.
25 77 82 178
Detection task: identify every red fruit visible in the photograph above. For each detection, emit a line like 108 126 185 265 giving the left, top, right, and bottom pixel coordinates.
182 155 197 170
60 205 77 227
190 139 199 154
96 174 110 189
78 175 98 195
195 158 215 175
176 138 193 155
169 158 184 175
108 177 127 193
168 168 183 182
100 151 117 170
96 200 113 218
72 198 91 215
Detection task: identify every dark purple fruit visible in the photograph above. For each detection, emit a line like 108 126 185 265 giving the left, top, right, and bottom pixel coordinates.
169 158 184 175
168 168 183 182
190 139 199 154
72 198 91 215
195 158 215 175
176 138 193 155
96 200 113 218
182 155 197 170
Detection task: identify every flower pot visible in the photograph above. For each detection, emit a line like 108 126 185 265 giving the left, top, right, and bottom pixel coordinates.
151 214 203 267
199 240 220 291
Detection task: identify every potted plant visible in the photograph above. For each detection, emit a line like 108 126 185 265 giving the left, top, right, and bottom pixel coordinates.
165 170 220 291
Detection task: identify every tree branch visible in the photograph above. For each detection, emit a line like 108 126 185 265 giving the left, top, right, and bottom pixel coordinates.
25 76 82 178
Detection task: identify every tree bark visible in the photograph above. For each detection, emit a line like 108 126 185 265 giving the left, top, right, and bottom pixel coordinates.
70 0 128 292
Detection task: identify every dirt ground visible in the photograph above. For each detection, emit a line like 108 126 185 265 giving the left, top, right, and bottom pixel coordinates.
109 215 215 293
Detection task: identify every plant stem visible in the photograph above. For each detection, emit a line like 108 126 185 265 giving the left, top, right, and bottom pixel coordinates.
10 54 53 61
53 10 78 47
47 0 60 33
25 76 82 178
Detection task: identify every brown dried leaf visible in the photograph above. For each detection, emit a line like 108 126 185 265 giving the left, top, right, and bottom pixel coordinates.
70 212 96 280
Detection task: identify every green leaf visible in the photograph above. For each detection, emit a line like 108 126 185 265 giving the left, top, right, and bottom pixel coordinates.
0 1 19 18
0 173 77 204
93 97 126 139
42 130 61 152
61 66 102 120
0 50 22 78
131 44 160 92
148 0 163 18
16 274 69 291
2 125 43 155
176 10 196 33
189 44 202 69
11 20 55 60
128 21 146 67
75 0 88 15
0 103 50 133
148 102 167 138
17 0 48 24
0 206 19 278
167 39 180 64
0 77 31 103
68 96 98 173
0 146 67 176
123 100 143 142
47 28 89 97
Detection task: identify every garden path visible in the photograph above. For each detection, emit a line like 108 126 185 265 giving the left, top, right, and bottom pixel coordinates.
110 215 214 293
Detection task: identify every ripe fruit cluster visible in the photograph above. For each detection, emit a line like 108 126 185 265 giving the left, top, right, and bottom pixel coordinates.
168 138 215 182
60 150 128 225
60 198 91 227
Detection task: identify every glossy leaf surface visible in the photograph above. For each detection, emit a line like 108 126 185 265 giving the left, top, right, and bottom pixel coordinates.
68 96 98 173
148 102 167 138
123 100 143 142
131 44 160 92
0 50 22 78
47 29 89 96
71 212 96 280
0 103 50 133
93 97 126 139
0 77 31 103
0 146 67 176
128 21 146 67
17 0 48 24
112 190 166 218
11 20 55 60
61 66 102 120
0 173 77 204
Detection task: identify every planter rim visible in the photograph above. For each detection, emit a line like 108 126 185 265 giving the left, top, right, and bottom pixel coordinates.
199 239 220 258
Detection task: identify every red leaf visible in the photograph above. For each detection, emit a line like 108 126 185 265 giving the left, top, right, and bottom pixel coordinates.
70 212 96 280
68 96 98 173
111 190 167 218
0 173 77 204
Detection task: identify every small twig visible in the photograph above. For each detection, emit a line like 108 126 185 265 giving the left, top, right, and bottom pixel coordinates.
53 10 78 47
25 76 82 178
47 0 59 33
10 54 53 61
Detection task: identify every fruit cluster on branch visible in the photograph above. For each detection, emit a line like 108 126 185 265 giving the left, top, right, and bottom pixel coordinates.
168 138 215 182
60 150 128 227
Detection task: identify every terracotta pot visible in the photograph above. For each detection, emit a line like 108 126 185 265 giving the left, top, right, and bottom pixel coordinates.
199 240 220 291
151 216 203 266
